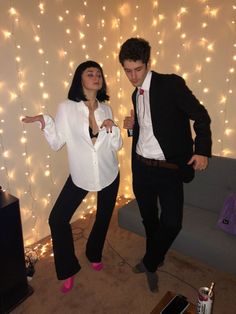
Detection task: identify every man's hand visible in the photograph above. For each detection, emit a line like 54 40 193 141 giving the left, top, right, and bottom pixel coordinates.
187 154 208 171
22 115 45 130
123 109 134 130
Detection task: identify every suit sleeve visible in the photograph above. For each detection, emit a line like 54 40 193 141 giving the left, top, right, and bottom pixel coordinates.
173 75 212 157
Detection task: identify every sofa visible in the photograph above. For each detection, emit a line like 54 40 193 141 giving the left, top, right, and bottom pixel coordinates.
118 155 236 275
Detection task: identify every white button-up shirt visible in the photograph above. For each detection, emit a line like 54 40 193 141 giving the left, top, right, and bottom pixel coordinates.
136 71 165 160
43 99 122 191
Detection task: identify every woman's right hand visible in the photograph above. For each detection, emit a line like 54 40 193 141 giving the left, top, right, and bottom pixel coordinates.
22 114 45 130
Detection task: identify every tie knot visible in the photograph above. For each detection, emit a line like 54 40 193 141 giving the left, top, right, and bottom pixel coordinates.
139 88 144 95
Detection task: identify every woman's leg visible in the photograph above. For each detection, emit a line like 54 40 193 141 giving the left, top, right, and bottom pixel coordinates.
86 173 120 263
49 176 88 280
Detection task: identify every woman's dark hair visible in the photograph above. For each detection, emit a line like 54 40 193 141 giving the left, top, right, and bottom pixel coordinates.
68 60 109 102
119 37 151 66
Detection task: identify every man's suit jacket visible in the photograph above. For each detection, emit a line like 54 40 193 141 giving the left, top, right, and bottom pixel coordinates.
131 71 212 182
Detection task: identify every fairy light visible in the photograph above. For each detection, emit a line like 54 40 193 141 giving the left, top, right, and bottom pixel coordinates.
119 3 131 17
42 92 49 99
79 32 85 39
174 64 181 72
153 1 158 8
20 136 27 144
153 19 158 27
59 49 68 57
39 3 45 14
3 30 12 39
159 14 165 21
176 22 182 29
112 18 120 29
34 35 40 42
63 81 69 88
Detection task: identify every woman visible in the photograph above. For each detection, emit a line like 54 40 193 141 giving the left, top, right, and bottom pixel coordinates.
22 61 122 293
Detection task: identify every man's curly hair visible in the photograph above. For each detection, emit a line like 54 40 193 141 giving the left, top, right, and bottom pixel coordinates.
119 37 151 65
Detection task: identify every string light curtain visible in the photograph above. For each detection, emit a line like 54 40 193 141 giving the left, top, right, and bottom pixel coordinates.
0 0 235 245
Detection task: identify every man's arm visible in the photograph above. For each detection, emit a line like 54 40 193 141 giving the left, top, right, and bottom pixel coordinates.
174 75 212 158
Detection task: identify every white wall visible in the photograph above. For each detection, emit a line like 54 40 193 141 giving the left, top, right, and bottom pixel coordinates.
0 0 235 245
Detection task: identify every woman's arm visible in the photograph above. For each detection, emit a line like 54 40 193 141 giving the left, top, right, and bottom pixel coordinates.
22 103 66 151
22 114 45 129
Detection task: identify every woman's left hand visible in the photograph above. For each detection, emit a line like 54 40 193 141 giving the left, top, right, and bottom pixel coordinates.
100 119 116 133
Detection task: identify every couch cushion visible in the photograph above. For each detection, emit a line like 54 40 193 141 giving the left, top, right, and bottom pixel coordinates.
184 156 236 213
172 205 236 274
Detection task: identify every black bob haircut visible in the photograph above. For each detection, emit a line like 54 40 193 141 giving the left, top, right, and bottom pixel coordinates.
68 60 109 102
119 37 151 66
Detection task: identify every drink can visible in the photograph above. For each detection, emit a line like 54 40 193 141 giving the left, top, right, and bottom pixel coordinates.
197 286 213 314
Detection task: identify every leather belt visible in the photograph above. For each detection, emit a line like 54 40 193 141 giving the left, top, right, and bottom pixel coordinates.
136 154 179 170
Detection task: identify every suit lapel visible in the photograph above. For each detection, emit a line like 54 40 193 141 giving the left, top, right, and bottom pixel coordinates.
149 72 162 131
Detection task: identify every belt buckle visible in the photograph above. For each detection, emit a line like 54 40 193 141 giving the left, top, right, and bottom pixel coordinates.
147 159 152 166
152 159 158 167
149 159 158 167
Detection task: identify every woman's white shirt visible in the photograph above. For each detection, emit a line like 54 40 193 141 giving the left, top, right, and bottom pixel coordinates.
43 99 122 191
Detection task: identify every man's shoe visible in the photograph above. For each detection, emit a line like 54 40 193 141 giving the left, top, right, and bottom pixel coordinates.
132 262 145 273
132 260 164 273
132 261 159 293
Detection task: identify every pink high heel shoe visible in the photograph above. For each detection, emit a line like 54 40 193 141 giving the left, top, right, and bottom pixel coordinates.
60 276 75 293
91 262 104 271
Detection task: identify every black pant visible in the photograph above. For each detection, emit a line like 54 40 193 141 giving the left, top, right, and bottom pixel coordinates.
49 174 120 280
133 158 183 272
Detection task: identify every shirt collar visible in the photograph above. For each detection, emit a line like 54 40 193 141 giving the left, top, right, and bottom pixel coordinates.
81 99 102 111
140 71 152 91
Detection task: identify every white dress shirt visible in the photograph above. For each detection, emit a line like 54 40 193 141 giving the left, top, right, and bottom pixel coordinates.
136 71 165 160
43 99 122 191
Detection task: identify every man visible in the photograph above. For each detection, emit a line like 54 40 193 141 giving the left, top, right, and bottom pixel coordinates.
119 38 212 293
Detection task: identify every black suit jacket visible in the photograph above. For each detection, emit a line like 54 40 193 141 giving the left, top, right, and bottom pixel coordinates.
131 71 212 182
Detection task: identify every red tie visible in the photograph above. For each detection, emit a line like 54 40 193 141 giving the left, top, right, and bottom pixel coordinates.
137 88 145 119
139 88 144 95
